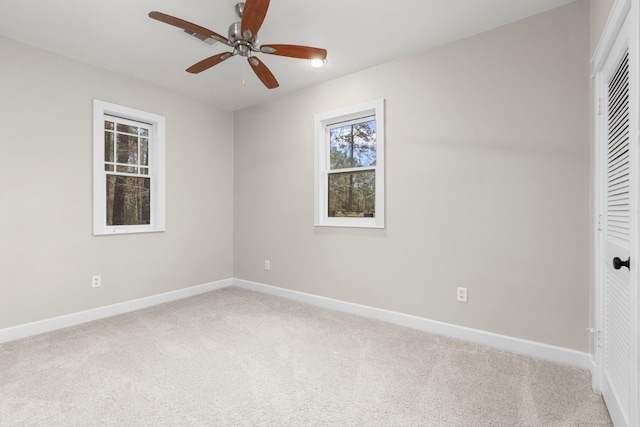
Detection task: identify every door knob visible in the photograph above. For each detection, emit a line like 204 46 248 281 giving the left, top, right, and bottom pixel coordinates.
613 257 630 270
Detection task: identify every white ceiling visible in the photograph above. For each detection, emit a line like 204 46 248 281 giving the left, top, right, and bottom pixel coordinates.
0 0 577 111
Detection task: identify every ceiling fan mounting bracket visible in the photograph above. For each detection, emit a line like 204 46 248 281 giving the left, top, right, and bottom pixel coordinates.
228 21 258 49
235 3 245 19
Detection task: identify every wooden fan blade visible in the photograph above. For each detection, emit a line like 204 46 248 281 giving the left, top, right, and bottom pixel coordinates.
261 44 327 60
149 11 229 43
240 0 270 40
247 57 279 89
186 52 234 74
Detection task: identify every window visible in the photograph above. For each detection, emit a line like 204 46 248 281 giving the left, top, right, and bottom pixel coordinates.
314 99 385 228
93 100 165 235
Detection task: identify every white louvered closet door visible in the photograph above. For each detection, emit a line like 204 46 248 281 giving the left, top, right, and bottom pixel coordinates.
602 48 632 427
597 6 638 425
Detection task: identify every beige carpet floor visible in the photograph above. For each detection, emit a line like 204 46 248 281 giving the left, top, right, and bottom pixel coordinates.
0 287 612 426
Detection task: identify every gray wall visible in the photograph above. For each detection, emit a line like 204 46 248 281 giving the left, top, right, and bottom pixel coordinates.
234 1 592 351
0 37 234 329
590 0 616 55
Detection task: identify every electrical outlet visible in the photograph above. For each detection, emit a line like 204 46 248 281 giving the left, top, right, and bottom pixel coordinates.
264 260 271 270
92 275 101 288
457 287 468 303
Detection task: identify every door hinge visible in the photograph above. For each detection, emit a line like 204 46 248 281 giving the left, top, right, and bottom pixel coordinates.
597 98 603 115
587 328 602 348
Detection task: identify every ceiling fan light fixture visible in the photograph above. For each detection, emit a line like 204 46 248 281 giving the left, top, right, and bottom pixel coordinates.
308 58 326 68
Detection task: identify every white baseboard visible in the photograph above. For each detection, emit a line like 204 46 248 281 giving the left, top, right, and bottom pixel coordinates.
233 278 593 371
0 279 233 344
0 277 593 373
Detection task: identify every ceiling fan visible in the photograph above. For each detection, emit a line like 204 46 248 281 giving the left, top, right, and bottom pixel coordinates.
149 0 328 89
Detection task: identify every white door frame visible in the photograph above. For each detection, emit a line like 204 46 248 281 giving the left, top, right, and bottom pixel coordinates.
592 0 639 425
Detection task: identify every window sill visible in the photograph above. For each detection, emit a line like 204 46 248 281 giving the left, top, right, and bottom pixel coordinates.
314 222 385 229
93 226 165 236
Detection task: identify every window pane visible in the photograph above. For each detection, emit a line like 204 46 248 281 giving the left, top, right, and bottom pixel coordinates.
104 131 114 163
105 164 114 172
116 165 138 174
328 170 375 217
330 119 376 170
140 138 149 166
105 121 114 131
116 123 139 135
106 175 151 225
116 134 139 166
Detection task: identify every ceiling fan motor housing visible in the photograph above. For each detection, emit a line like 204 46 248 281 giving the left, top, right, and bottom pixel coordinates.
228 21 257 56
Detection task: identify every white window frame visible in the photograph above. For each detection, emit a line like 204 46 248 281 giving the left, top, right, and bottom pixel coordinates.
93 99 166 235
314 98 385 228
